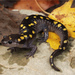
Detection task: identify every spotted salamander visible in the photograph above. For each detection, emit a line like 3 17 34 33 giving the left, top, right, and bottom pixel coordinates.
1 15 68 71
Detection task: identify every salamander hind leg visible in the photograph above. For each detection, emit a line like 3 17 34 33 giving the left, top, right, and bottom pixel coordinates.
37 28 48 44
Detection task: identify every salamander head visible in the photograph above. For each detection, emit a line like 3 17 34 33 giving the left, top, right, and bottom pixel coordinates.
1 34 25 47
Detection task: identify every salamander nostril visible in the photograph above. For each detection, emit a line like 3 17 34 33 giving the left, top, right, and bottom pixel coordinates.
8 40 12 44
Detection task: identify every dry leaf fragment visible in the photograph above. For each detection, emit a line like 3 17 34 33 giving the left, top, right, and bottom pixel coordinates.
47 0 75 49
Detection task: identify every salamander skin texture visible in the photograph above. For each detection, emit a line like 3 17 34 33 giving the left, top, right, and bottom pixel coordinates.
1 14 68 71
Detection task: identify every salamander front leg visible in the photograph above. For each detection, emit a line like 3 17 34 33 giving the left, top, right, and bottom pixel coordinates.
24 36 37 58
25 45 37 59
7 47 18 53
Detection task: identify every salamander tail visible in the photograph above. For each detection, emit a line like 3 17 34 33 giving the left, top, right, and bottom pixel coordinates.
50 49 64 71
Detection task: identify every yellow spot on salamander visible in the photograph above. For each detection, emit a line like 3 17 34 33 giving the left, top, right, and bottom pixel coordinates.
34 16 36 18
51 64 53 66
24 35 27 38
34 21 37 24
23 30 27 33
64 40 68 43
18 38 21 42
23 26 26 29
40 16 43 19
28 23 34 26
63 47 65 50
29 34 32 38
31 23 34 26
63 28 67 31
21 34 24 35
59 47 62 49
32 30 35 34
57 24 61 27
20 36 24 40
50 56 53 58
54 21 58 25
9 36 12 40
25 17 29 19
46 18 49 20
20 24 23 27
28 24 31 27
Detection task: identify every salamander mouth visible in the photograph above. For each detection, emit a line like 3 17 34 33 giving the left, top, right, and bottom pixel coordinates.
1 40 15 47
1 39 22 48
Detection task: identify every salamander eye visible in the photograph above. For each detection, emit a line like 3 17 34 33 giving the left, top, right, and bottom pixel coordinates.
8 40 12 44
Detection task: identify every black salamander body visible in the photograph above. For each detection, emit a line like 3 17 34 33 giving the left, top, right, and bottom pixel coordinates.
1 15 68 71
